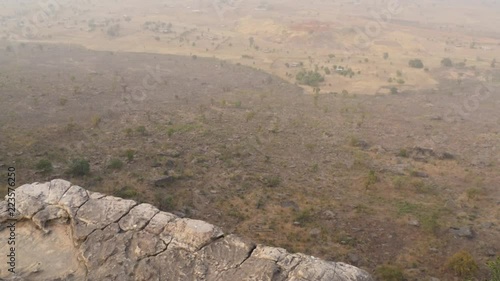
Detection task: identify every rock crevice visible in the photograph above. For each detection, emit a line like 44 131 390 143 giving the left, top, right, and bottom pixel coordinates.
0 180 373 281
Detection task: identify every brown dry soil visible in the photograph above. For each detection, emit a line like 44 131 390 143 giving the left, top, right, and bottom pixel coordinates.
0 41 499 280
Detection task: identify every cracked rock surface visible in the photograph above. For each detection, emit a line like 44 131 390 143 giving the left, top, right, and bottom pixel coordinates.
0 180 373 281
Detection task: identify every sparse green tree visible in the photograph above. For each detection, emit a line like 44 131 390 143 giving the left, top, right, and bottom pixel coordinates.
68 159 90 177
409 59 424 68
295 70 325 87
441 58 453 67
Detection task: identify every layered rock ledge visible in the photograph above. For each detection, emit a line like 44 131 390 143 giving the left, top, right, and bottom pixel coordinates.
0 180 373 281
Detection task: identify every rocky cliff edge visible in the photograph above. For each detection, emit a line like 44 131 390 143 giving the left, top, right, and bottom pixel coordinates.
0 180 373 281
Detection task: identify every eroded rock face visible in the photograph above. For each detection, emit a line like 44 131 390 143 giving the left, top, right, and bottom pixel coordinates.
0 180 373 281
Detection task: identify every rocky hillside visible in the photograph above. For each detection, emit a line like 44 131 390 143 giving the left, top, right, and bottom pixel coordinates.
0 180 373 281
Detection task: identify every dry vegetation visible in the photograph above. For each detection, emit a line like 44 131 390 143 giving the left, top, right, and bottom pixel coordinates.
0 0 499 280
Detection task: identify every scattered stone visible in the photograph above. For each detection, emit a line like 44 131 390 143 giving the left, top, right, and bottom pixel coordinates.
164 149 181 158
309 228 321 237
352 139 369 149
450 226 474 239
154 176 176 187
165 159 175 169
321 210 336 220
369 145 386 154
486 248 497 257
280 200 299 212
408 219 420 227
438 152 455 160
411 171 429 178
347 252 360 265
481 222 493 229
172 211 186 218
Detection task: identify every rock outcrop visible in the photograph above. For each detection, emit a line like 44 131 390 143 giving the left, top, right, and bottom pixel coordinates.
0 180 373 281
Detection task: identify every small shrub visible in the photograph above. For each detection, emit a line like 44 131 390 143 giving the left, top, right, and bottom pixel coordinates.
375 265 405 281
124 149 135 161
68 159 90 177
392 176 406 189
65 122 77 133
157 195 175 211
125 128 133 136
136 125 146 135
398 149 408 157
466 188 480 200
59 97 68 106
390 87 398 95
167 128 175 137
365 170 378 189
294 209 312 225
91 115 101 128
246 111 256 122
113 186 138 199
35 159 53 174
421 211 440 234
446 250 479 278
349 136 366 147
263 175 281 187
106 24 120 37
108 158 124 170
487 256 500 281
397 201 419 216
